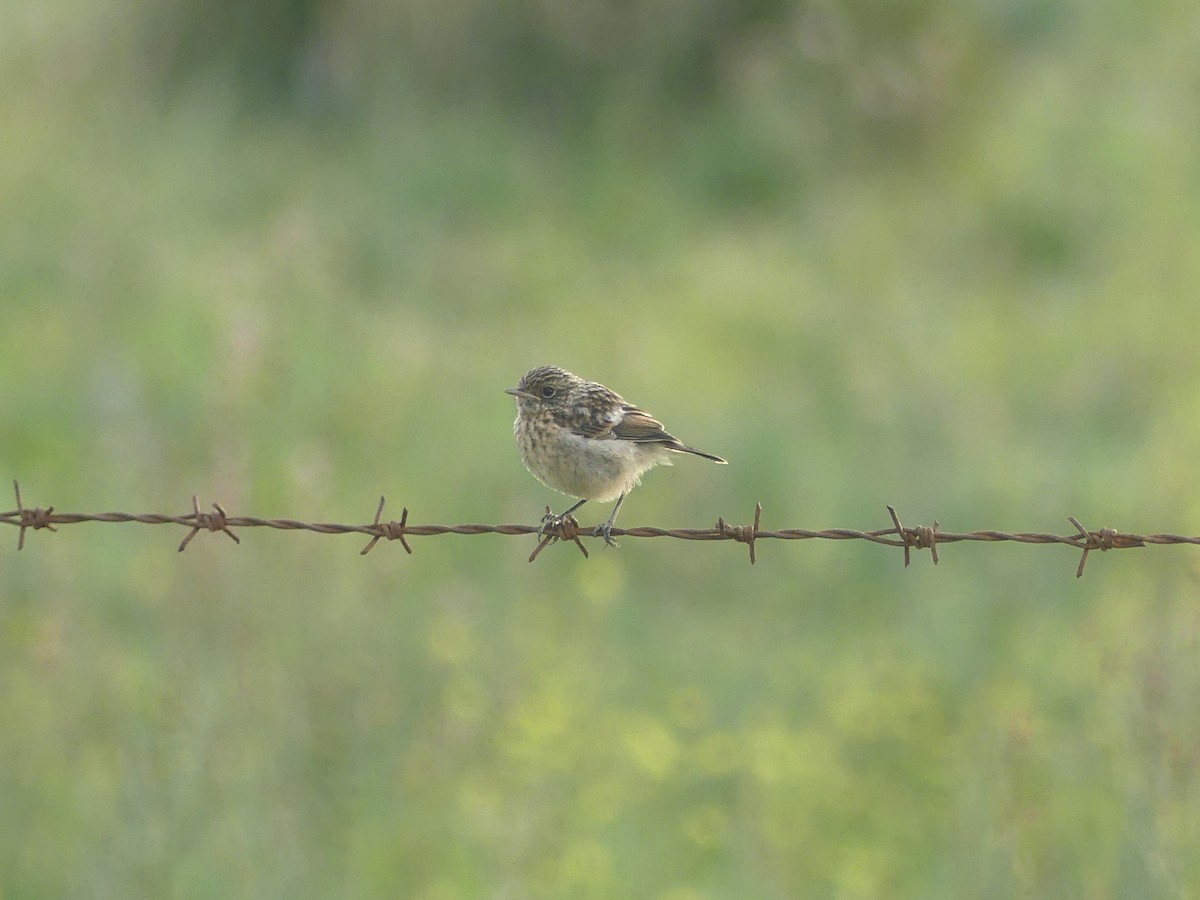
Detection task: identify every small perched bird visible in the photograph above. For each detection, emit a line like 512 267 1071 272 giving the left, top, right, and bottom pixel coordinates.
506 365 727 546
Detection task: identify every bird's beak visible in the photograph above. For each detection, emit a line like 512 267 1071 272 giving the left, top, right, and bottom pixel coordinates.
505 387 534 399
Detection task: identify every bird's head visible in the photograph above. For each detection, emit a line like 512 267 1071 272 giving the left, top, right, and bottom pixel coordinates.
505 365 582 412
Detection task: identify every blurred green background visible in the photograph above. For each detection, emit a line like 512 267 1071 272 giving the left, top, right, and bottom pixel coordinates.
3 0 1200 895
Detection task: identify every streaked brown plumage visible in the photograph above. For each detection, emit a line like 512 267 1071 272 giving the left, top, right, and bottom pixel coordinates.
506 365 726 545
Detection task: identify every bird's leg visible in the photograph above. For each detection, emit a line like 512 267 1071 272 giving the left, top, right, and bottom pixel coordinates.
540 498 588 536
593 493 626 547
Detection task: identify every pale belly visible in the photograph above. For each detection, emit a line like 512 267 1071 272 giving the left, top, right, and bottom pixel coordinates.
516 422 672 502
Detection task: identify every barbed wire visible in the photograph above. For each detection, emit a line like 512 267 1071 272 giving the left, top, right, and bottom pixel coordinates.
2 480 1197 576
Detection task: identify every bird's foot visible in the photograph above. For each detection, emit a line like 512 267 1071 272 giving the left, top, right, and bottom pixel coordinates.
539 510 581 540
528 507 590 563
592 521 619 548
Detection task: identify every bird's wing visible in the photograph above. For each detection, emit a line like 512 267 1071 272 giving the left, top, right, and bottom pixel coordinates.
573 404 679 444
613 406 680 443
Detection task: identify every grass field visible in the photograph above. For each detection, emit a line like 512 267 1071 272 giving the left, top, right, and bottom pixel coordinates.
3 0 1200 896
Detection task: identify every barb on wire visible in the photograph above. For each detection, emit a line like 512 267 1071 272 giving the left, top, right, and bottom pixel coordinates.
179 495 240 552
2 480 1195 577
529 508 590 563
360 497 412 556
888 505 939 567
13 480 56 550
717 502 761 564
1068 515 1146 578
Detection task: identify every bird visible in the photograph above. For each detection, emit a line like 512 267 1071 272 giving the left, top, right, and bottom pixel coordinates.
506 365 727 546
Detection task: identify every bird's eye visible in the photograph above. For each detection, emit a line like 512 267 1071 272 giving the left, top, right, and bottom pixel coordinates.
540 386 557 399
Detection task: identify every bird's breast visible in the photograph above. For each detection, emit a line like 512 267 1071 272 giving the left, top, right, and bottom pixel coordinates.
514 416 670 501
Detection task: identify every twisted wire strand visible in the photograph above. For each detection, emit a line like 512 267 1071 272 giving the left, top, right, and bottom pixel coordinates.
3 480 1192 576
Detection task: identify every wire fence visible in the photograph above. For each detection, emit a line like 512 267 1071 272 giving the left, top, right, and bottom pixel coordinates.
3 480 1197 575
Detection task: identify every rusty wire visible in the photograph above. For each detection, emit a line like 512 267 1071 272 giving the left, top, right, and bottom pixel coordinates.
2 480 1197 576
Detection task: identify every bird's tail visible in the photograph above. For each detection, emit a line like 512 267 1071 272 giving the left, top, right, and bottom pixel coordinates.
673 444 728 464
